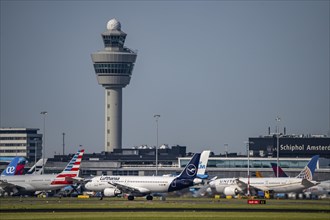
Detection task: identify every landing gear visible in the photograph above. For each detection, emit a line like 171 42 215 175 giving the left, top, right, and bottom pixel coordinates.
127 195 134 201
146 195 153 200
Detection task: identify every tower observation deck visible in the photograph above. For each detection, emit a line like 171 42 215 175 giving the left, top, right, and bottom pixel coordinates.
91 19 137 152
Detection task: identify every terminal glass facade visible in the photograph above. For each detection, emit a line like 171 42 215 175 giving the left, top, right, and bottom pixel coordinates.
179 158 313 169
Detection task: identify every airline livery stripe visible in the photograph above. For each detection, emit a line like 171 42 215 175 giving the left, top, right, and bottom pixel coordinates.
51 180 73 185
56 174 77 178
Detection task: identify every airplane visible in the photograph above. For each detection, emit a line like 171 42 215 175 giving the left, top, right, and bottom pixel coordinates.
0 149 84 196
303 180 330 198
270 157 329 198
208 155 320 197
85 152 206 201
1 157 27 176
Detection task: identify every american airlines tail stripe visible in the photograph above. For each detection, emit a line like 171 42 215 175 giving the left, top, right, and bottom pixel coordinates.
51 149 84 185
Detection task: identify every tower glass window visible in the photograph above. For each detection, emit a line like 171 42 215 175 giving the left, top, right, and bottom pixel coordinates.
102 35 126 48
93 63 134 74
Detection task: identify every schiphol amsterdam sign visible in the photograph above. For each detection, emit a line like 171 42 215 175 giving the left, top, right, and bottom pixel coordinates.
280 144 330 152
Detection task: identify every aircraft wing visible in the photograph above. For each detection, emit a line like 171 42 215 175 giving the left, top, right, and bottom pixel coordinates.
235 178 266 195
108 181 150 195
0 180 16 189
0 180 25 193
302 179 318 188
65 176 85 183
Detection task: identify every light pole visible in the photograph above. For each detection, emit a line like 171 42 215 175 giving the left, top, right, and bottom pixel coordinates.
62 132 65 155
154 114 160 176
275 116 281 178
224 143 228 157
40 111 47 174
245 141 253 197
34 138 38 172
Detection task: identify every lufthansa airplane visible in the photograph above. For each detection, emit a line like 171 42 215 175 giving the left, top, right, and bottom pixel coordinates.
0 149 84 195
85 151 208 200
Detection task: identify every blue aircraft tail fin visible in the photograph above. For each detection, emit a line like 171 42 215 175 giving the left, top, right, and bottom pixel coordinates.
1 157 27 176
177 153 201 180
296 155 319 181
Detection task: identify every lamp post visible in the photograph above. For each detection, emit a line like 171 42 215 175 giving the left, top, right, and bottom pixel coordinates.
34 138 38 172
40 111 47 174
275 116 281 178
245 141 253 197
62 132 65 155
154 114 160 176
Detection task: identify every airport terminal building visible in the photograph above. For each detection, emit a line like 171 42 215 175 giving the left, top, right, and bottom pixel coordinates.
0 128 329 181
44 142 329 182
0 128 42 162
248 134 330 158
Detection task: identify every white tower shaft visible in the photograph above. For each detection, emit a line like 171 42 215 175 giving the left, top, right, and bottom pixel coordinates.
91 18 137 152
105 88 122 151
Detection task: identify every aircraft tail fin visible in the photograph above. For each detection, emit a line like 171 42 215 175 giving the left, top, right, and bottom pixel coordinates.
51 149 84 185
270 163 288 177
296 155 319 181
27 158 48 175
197 150 210 179
255 171 263 178
177 153 201 180
1 157 27 176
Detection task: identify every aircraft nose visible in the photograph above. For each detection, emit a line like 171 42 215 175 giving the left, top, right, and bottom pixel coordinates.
84 182 91 189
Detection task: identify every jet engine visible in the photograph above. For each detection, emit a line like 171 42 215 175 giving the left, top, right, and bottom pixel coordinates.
223 186 240 196
103 188 121 197
193 178 203 185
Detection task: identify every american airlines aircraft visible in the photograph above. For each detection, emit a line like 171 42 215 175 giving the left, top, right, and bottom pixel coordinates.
0 149 84 195
85 151 209 200
208 155 319 196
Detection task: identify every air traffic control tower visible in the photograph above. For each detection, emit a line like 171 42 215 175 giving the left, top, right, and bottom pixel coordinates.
91 19 137 152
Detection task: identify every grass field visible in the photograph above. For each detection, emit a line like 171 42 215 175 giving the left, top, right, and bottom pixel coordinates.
2 212 329 220
1 197 329 220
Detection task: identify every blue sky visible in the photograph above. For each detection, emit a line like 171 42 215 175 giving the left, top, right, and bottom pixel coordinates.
1 1 329 156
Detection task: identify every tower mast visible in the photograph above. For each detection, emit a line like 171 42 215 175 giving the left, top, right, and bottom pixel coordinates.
91 19 138 152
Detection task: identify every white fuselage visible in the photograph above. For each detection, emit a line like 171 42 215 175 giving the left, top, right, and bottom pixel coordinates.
211 177 311 195
242 177 307 192
85 175 177 194
304 180 330 196
0 174 68 192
